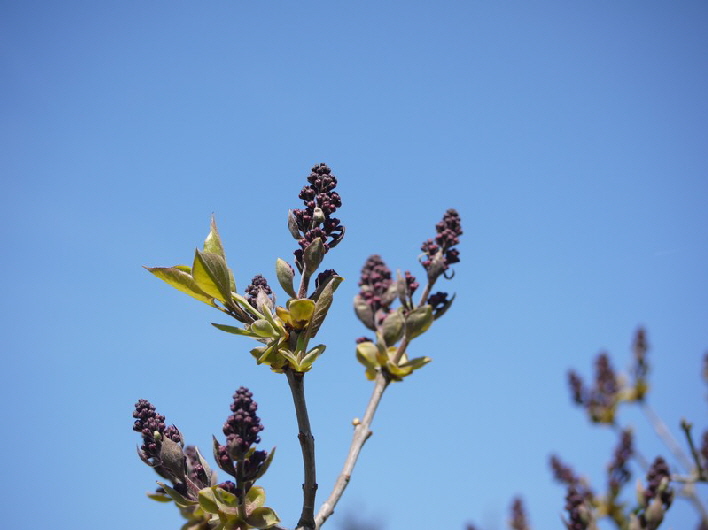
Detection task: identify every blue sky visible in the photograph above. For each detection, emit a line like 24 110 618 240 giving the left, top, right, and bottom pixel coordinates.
2 2 707 529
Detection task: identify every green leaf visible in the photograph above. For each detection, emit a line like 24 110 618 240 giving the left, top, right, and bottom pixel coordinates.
298 344 326 371
198 488 220 514
193 249 233 304
245 486 266 511
146 266 215 306
353 294 375 331
399 356 432 371
405 305 434 339
288 298 316 328
157 481 196 509
287 209 301 240
250 319 276 338
203 216 226 259
275 258 297 298
212 323 259 338
246 507 281 529
381 311 405 346
307 275 344 338
303 237 325 275
147 491 172 503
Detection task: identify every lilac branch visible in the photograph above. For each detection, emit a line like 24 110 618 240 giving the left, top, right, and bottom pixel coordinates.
286 368 318 530
315 371 390 528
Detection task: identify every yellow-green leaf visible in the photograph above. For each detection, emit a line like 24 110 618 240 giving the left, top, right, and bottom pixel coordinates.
146 266 215 306
203 216 226 259
193 249 232 303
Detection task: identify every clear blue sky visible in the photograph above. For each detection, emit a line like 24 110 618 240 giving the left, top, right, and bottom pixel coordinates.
2 2 707 529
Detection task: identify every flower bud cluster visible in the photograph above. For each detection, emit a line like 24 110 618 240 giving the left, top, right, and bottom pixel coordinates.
564 485 593 530
245 274 274 310
634 456 673 529
133 399 182 464
291 163 344 271
356 254 394 330
550 455 594 501
223 387 265 457
608 429 633 493
510 497 530 530
216 387 272 499
420 208 462 281
644 457 672 508
567 352 619 423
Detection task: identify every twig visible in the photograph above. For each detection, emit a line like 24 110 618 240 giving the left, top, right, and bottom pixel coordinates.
680 418 705 479
286 369 318 530
314 371 391 528
640 402 693 472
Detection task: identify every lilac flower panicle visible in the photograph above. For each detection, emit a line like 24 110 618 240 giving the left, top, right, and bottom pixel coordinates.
608 430 633 492
245 274 273 310
565 485 592 530
510 497 530 530
357 255 393 315
420 208 462 280
568 370 585 405
644 456 673 508
223 387 264 457
292 163 344 269
133 399 182 464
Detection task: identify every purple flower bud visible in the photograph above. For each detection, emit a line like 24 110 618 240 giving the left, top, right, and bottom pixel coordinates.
292 163 345 271
223 387 264 458
245 275 273 310
133 399 182 464
420 209 462 281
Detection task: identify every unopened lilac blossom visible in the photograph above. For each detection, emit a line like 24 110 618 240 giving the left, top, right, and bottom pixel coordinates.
215 386 272 499
564 485 592 530
358 255 393 315
133 399 182 464
291 163 344 271
644 456 672 508
568 370 585 405
223 387 264 457
510 497 530 530
550 455 594 501
245 274 273 310
420 208 462 281
607 429 633 492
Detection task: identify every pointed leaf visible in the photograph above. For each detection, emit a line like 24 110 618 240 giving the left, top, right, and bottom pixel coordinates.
381 311 405 346
204 216 226 259
245 486 266 510
247 507 281 529
193 250 233 303
157 481 196 508
287 209 301 240
303 238 325 274
198 488 220 514
307 275 344 338
354 294 375 331
275 258 297 298
146 266 215 306
405 305 434 339
250 319 276 338
298 344 325 371
212 323 259 338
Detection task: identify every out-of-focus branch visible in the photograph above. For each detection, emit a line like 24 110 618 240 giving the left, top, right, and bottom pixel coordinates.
315 371 390 528
286 369 318 530
640 402 693 471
